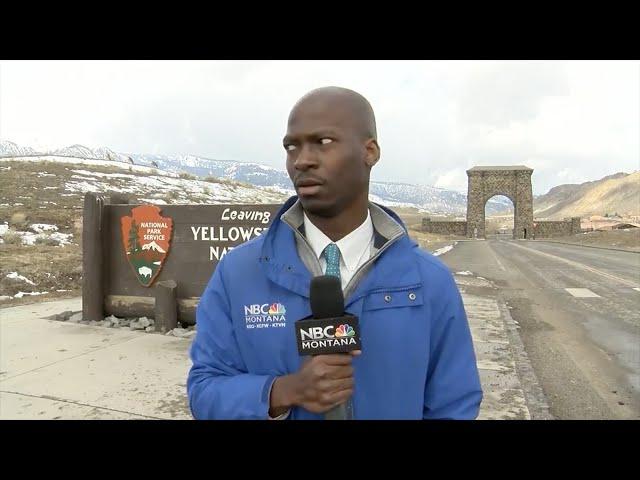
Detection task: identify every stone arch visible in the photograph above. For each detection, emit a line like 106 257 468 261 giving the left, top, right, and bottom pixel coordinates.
466 166 533 239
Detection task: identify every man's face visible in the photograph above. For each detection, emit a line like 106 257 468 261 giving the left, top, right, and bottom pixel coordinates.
284 100 370 217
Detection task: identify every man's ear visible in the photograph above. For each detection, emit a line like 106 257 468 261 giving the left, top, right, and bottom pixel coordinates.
364 139 380 169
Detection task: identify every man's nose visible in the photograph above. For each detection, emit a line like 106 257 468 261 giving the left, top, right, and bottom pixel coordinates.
293 144 318 170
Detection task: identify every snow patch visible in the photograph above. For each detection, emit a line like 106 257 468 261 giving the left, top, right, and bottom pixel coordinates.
30 223 59 233
70 174 100 181
14 291 48 298
18 231 38 245
6 272 36 285
3 230 73 246
433 245 454 257
64 181 101 193
71 169 137 180
49 232 73 246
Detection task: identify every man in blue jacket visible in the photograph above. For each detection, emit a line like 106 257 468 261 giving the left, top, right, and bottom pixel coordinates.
187 86 483 419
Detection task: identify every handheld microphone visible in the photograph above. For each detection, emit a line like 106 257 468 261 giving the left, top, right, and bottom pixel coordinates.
294 275 362 420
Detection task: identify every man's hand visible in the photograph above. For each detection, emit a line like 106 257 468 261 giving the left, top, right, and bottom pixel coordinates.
269 350 361 417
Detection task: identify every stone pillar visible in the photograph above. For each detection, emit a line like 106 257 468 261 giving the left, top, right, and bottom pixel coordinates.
466 171 484 238
515 170 533 239
571 217 581 234
155 280 178 333
82 192 105 322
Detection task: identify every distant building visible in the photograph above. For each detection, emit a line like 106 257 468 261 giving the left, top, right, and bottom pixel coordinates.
611 222 640 230
594 221 640 231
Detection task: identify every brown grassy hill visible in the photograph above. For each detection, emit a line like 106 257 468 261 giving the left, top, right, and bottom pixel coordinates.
533 171 639 219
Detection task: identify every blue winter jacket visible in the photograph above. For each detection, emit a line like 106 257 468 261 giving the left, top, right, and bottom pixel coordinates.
187 196 482 419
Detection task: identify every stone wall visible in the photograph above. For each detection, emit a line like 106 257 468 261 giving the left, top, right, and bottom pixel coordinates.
422 218 468 236
533 217 582 238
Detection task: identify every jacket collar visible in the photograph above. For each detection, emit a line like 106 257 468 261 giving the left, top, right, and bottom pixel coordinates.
261 196 422 303
279 197 406 248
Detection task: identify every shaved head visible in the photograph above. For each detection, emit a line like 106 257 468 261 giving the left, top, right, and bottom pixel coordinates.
289 86 377 141
284 86 380 234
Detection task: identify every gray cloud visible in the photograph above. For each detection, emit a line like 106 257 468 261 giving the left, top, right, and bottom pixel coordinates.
457 62 570 128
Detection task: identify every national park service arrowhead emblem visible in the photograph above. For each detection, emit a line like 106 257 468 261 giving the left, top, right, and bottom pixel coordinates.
120 205 173 287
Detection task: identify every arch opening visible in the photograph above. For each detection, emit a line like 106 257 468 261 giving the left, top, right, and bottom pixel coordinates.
485 195 515 239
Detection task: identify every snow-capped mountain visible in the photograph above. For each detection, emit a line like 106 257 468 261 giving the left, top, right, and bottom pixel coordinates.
0 139 510 214
52 144 96 158
1 141 134 164
123 153 292 187
53 145 134 164
0 140 39 157
221 162 292 188
370 182 461 214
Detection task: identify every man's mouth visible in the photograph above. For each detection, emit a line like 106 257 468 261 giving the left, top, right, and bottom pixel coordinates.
295 178 324 196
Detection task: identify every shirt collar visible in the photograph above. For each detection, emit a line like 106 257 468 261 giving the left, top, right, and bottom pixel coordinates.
302 209 374 273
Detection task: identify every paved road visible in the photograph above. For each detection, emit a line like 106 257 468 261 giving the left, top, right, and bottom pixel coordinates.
440 239 640 419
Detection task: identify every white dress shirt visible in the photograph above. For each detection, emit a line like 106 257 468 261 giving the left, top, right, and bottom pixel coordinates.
303 209 374 290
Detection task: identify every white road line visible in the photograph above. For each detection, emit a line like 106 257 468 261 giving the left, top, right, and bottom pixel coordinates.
506 242 640 288
634 288 640 292
565 288 601 298
488 242 507 271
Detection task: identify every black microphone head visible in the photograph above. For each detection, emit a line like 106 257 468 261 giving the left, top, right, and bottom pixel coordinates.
310 275 344 318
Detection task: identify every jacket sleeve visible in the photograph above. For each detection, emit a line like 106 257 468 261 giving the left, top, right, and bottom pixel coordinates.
423 270 483 420
187 258 276 419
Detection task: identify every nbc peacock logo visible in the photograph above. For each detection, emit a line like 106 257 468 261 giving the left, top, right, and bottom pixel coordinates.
334 324 355 337
268 303 286 315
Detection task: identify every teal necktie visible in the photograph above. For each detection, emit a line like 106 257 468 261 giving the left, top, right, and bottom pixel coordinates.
321 242 354 420
322 243 341 279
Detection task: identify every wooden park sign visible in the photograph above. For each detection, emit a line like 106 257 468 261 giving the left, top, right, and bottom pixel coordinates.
82 192 281 331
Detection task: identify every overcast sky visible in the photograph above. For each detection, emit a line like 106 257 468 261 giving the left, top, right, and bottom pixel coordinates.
0 60 638 195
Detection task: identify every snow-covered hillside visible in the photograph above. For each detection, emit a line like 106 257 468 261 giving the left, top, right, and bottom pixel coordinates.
1 139 509 214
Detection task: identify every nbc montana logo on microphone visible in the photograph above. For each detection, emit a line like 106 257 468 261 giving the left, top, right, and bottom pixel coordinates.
244 302 287 329
300 323 357 350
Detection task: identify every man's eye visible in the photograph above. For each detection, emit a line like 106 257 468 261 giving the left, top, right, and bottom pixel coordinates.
319 138 333 145
285 144 297 151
